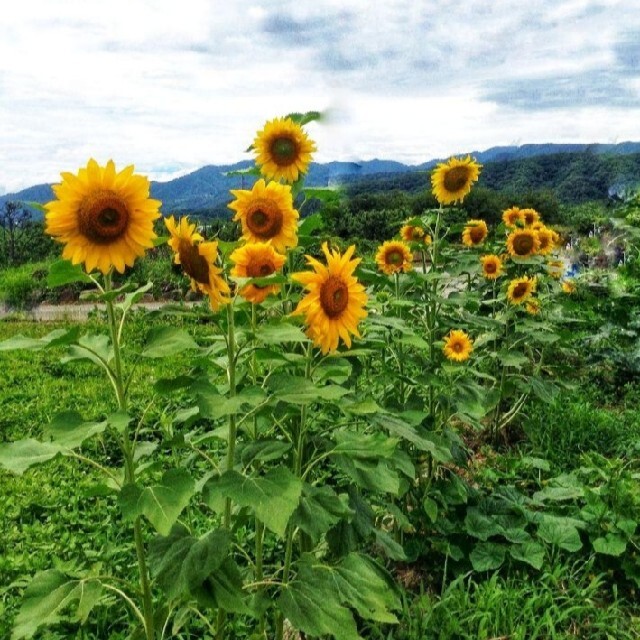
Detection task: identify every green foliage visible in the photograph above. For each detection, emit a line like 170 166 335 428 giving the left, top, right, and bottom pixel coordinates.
0 262 49 309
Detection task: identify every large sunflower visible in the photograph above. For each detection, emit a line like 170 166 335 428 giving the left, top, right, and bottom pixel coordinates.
431 155 481 205
165 216 230 311
480 254 504 280
507 276 536 305
229 242 286 304
443 329 473 362
253 117 317 183
375 240 413 275
462 219 488 247
400 224 425 243
535 226 555 255
44 159 161 274
506 228 540 258
521 208 541 227
228 179 299 252
292 242 368 354
502 206 525 228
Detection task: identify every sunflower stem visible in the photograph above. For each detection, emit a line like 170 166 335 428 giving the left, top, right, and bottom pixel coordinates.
104 273 155 640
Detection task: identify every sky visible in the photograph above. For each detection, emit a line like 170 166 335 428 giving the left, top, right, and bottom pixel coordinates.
2 0 640 194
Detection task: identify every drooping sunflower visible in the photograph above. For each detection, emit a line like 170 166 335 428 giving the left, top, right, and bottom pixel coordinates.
535 226 555 255
443 329 473 362
229 242 286 304
507 276 536 305
400 224 425 243
462 219 489 247
562 279 576 294
228 179 299 252
506 228 540 258
165 216 230 311
521 208 541 227
375 240 413 275
44 159 161 274
292 242 368 354
480 254 504 280
502 206 525 228
253 117 317 183
431 155 482 205
547 259 565 279
525 299 541 315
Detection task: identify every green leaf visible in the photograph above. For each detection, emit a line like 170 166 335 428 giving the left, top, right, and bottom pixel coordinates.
116 282 153 315
118 469 195 535
0 439 63 475
43 411 108 449
12 571 104 640
464 509 503 541
537 517 583 552
332 430 398 459
206 557 251 614
469 542 506 571
255 321 309 344
63 334 113 367
267 374 349 405
533 485 584 503
198 386 268 420
0 328 80 352
509 542 546 570
298 211 326 234
238 440 292 467
333 456 400 495
340 398 384 415
141 326 199 358
292 484 353 543
593 533 627 557
498 351 529 368
423 497 438 523
203 467 302 537
47 259 93 287
286 110 323 125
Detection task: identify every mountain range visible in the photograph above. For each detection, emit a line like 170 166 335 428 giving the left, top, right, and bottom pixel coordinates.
3 142 640 216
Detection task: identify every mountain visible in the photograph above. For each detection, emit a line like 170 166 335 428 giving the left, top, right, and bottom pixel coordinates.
3 142 640 216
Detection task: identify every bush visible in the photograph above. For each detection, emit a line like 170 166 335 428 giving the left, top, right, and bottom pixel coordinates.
0 262 48 309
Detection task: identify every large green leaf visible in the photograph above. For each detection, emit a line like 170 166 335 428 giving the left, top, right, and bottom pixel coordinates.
509 542 546 570
62 334 113 367
333 456 400 495
12 571 104 640
141 326 199 358
292 484 353 543
464 509 504 541
47 259 93 287
0 439 63 475
593 533 627 557
198 386 268 420
43 411 108 449
202 467 302 537
469 542 506 571
0 328 80 352
537 517 583 552
255 321 309 345
267 375 349 405
332 430 398 459
118 469 195 535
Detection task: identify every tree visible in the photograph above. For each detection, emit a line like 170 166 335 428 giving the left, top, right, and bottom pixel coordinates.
0 201 31 265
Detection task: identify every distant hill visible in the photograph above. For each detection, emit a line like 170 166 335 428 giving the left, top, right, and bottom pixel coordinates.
3 142 640 216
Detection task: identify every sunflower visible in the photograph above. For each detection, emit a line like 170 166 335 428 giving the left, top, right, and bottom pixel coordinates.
229 242 286 304
502 206 525 228
443 329 473 362
253 116 316 183
292 242 368 354
228 179 299 252
462 219 488 247
165 216 230 310
507 276 536 305
506 228 540 258
562 280 576 294
400 224 425 243
547 259 565 279
375 240 413 275
525 299 541 315
431 155 481 205
44 159 161 274
535 226 555 255
521 208 541 227
480 254 504 280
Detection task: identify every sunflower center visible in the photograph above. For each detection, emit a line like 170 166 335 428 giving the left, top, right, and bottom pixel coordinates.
443 166 471 193
485 262 496 274
246 202 284 240
319 275 349 318
469 226 485 244
270 136 299 166
78 190 130 245
513 233 534 255
512 282 529 299
246 260 275 289
178 240 210 285
411 227 424 239
452 341 463 353
386 249 404 265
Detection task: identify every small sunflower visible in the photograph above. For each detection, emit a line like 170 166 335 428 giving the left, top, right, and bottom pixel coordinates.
525 299 541 315
535 226 555 255
547 259 565 279
507 276 536 305
253 116 316 183
228 179 299 252
480 254 504 280
431 155 481 205
562 279 576 294
375 240 413 275
506 228 540 258
292 242 368 354
424 233 433 246
443 329 473 362
44 159 161 274
229 242 286 304
462 219 489 247
502 206 525 228
400 224 425 243
165 216 230 311
521 208 541 227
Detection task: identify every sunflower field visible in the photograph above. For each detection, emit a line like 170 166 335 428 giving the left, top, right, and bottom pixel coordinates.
1 112 640 640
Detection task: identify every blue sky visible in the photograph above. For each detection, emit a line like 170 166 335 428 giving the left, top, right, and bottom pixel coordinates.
2 0 640 193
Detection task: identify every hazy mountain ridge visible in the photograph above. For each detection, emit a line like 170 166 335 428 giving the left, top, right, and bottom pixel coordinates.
3 142 640 215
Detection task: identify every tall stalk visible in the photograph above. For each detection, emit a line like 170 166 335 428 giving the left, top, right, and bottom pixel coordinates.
103 273 155 640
